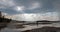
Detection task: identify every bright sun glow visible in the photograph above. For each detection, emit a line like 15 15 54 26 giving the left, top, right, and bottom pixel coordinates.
14 6 25 12
14 6 25 13
17 6 23 11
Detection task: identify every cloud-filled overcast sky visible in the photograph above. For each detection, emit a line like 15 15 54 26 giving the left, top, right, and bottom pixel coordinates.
0 0 60 21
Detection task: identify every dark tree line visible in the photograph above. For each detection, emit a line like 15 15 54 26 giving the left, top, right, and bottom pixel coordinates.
0 17 11 30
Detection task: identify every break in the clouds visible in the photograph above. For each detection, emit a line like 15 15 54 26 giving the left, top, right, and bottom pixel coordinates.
0 0 60 21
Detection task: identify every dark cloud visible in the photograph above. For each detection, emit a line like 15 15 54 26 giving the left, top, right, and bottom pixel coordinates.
12 0 60 13
0 0 60 14
0 0 60 21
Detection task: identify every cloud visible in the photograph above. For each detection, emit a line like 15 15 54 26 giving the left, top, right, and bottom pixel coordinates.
0 0 60 21
52 0 60 19
0 0 16 11
53 0 60 11
1 0 59 14
0 0 26 14
5 12 59 21
0 0 15 7
28 2 42 10
1 12 8 18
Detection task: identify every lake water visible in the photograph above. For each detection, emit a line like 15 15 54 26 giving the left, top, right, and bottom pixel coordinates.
0 22 60 32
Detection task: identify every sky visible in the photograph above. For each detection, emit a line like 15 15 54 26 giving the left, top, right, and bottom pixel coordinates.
0 0 60 21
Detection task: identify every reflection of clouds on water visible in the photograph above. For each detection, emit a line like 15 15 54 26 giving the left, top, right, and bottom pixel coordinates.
1 23 60 32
